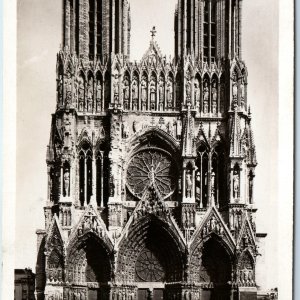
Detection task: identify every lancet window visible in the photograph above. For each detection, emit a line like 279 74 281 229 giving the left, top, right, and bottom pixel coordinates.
96 151 104 207
88 0 95 58
96 0 103 58
196 143 227 208
196 144 209 208
203 0 217 61
79 143 93 206
211 144 226 207
75 0 80 55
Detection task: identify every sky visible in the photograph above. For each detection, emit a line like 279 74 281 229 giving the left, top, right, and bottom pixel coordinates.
16 0 278 289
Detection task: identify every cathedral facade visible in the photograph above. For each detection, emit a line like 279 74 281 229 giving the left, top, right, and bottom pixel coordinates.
36 1 265 299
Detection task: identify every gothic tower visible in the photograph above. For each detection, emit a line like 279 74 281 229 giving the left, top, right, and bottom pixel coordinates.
36 1 265 300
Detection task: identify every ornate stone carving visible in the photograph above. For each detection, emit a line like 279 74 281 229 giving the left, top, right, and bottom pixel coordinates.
135 248 165 282
126 149 177 199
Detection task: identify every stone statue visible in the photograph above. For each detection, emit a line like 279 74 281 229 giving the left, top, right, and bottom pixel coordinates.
194 81 200 109
87 78 93 112
203 81 209 101
141 77 147 109
166 122 174 136
166 79 173 108
65 73 72 106
159 78 164 103
233 170 239 198
185 80 191 100
150 78 156 109
78 78 84 111
123 76 130 109
122 123 129 139
96 80 102 111
212 82 217 102
176 118 182 138
232 82 238 100
113 75 119 103
211 171 215 191
241 80 245 100
203 81 209 113
57 76 63 103
185 170 192 198
64 170 70 196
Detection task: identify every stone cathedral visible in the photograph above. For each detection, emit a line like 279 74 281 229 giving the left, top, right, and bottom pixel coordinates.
36 0 266 299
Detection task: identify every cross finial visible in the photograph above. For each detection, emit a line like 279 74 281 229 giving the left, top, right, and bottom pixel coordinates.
150 26 157 40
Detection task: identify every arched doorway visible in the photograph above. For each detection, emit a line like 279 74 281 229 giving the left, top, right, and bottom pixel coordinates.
117 216 185 300
67 234 112 300
200 238 232 300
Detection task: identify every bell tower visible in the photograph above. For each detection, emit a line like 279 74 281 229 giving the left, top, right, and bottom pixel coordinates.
175 0 243 61
62 0 131 60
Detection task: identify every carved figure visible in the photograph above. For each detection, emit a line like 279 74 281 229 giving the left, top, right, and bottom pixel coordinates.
186 170 193 198
185 80 191 100
113 75 119 102
150 78 156 109
233 171 239 198
57 76 63 103
203 81 209 101
87 78 93 112
141 77 147 109
78 79 84 111
212 82 217 101
203 81 209 113
159 78 164 103
166 79 173 107
132 78 138 100
241 80 245 100
123 76 130 104
64 170 70 196
96 80 102 111
232 82 238 99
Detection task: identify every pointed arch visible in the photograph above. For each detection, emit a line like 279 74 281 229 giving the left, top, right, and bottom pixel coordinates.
149 71 157 110
77 71 85 112
67 232 112 284
132 69 139 110
196 142 209 208
175 72 182 108
116 215 186 283
123 70 130 110
78 140 93 206
211 142 227 208
202 73 210 114
220 73 226 113
189 233 234 287
237 250 256 286
104 71 110 109
141 71 148 110
95 71 103 112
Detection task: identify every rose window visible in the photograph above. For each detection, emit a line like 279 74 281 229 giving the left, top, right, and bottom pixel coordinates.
126 149 177 199
135 248 165 282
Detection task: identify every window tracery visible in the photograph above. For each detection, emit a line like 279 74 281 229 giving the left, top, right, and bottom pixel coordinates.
126 149 177 200
79 143 93 206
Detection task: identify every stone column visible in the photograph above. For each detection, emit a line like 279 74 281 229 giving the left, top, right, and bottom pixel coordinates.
100 152 104 207
60 166 64 199
90 157 97 206
84 157 87 205
228 0 232 58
